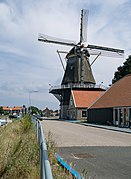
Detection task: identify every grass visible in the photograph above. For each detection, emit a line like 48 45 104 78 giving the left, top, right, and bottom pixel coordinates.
46 131 90 179
0 115 40 179
0 115 89 178
46 131 73 179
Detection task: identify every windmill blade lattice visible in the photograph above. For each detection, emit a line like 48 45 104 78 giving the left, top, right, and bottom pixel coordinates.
38 33 76 46
87 44 124 58
80 9 88 44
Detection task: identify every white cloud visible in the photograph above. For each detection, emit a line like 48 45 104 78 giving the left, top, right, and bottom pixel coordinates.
0 0 130 109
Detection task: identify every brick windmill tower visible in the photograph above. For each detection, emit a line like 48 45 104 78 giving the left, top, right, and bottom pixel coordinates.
38 9 124 119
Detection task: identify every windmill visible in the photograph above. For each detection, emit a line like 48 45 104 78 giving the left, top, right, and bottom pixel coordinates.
38 9 124 119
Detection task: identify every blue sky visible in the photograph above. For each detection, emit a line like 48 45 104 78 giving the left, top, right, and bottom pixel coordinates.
0 0 131 110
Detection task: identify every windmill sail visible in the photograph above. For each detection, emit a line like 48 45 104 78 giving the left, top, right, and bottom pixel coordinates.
80 9 88 44
38 33 76 46
87 44 124 58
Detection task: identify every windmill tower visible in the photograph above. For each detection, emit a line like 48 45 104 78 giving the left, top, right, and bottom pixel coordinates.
38 9 124 119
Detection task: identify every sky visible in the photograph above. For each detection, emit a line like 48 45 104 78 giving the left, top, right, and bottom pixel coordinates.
0 0 131 110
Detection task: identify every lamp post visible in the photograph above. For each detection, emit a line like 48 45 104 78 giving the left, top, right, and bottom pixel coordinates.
29 90 39 114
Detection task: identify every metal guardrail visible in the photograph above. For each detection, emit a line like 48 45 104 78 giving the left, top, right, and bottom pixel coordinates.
33 117 53 179
33 117 83 178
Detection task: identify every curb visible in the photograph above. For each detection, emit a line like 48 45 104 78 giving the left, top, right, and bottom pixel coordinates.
80 123 131 134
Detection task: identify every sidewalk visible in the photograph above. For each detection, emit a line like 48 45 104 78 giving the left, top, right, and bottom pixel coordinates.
62 119 131 134
80 122 131 134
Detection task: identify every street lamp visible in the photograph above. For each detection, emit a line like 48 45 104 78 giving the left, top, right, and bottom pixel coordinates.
29 90 39 114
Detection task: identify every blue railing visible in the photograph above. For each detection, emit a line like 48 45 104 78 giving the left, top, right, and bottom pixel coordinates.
55 153 81 179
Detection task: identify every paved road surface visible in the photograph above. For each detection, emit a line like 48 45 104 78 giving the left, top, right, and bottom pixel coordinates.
42 120 131 179
42 120 131 147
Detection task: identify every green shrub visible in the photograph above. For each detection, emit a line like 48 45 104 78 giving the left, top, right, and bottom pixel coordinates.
20 114 33 133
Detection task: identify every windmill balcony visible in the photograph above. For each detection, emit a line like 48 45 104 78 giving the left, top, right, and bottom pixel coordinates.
49 83 108 92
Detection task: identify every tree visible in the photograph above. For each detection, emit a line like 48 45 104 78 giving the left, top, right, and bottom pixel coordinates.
112 55 131 84
29 106 40 115
0 106 4 115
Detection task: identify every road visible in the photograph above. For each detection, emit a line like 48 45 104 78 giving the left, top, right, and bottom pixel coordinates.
42 120 131 179
42 120 131 147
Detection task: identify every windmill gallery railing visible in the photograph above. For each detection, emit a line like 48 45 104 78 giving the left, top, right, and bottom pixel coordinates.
49 83 108 92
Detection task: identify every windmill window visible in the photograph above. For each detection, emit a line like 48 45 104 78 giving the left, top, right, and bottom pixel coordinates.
82 111 87 117
70 65 74 70
70 96 73 106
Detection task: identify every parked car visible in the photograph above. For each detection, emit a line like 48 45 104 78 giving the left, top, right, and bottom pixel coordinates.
0 119 7 126
9 115 17 119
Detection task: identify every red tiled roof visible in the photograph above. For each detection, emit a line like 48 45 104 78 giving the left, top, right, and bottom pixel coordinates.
72 90 104 108
2 106 22 111
90 74 131 109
